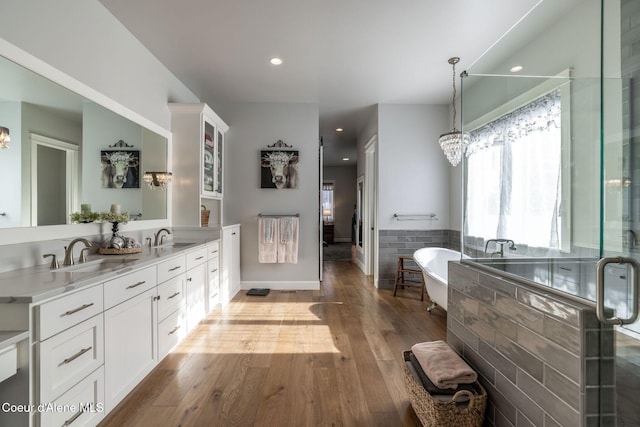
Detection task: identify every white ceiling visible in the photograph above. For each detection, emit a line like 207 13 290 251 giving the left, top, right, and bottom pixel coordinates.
99 0 542 165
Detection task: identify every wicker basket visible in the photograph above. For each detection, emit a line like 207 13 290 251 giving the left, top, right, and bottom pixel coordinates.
201 205 210 227
403 351 486 427
98 247 142 255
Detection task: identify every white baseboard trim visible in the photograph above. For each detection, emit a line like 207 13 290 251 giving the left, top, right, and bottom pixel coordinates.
241 281 320 291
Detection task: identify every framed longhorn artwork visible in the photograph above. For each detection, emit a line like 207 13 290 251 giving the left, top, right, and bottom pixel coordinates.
260 149 299 189
101 150 140 189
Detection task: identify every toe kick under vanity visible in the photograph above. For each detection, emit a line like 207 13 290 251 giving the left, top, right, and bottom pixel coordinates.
0 233 239 427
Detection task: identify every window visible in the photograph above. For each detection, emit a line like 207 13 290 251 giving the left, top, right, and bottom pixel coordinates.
322 182 334 222
465 89 562 250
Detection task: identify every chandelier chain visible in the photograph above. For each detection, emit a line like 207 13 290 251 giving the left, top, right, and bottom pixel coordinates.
451 59 457 130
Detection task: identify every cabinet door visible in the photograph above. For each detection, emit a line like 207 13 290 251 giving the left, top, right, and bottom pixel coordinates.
186 264 206 332
222 226 241 304
104 287 157 412
215 128 224 196
202 120 216 197
207 254 220 312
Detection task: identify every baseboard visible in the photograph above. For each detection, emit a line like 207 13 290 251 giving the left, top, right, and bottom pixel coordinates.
241 281 320 291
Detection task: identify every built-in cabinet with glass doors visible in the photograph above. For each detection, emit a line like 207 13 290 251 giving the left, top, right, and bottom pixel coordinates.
169 103 228 228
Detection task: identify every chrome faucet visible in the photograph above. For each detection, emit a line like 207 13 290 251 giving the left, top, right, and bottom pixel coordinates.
484 239 516 258
63 238 92 266
153 228 172 246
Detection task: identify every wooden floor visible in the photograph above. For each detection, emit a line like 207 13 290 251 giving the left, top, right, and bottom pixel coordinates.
99 260 447 427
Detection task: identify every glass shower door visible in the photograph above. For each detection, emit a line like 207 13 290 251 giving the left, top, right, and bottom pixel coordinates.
600 0 640 424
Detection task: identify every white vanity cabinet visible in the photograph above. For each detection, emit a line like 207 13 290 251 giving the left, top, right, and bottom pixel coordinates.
185 247 208 332
103 267 158 412
169 103 229 228
156 275 187 359
32 283 106 427
221 225 241 304
207 240 221 312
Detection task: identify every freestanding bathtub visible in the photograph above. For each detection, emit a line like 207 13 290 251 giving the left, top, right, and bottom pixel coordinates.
413 247 461 312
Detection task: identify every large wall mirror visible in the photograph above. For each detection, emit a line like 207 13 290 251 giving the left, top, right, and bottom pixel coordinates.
0 53 169 231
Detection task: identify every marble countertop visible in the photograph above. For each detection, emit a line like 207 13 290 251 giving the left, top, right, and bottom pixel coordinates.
0 239 217 304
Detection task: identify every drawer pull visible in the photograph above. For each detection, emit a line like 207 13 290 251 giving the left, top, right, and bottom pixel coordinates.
168 291 181 299
211 250 218 254
211 269 218 273
168 266 182 272
63 346 92 365
168 325 181 335
559 267 572 272
63 410 83 426
195 256 205 260
126 280 146 289
187 277 192 282
64 303 94 316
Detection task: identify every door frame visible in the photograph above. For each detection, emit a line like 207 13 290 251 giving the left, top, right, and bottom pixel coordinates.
364 135 378 285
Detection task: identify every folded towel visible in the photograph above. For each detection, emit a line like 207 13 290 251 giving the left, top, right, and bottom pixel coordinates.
262 217 276 243
258 217 278 263
410 340 477 389
408 352 476 396
280 216 295 243
277 216 299 264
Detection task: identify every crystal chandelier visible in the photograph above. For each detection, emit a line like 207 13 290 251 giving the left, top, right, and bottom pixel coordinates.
143 171 172 190
438 57 467 166
0 126 10 149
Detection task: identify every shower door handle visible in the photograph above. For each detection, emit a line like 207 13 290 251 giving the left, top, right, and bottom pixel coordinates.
596 257 639 325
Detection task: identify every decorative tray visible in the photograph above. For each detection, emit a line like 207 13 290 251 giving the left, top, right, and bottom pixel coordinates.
98 247 142 255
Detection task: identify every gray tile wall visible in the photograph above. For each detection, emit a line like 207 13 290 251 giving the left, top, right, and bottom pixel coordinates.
378 229 460 288
447 261 615 427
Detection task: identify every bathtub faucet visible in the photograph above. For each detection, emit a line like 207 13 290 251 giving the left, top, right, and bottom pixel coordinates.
484 239 516 258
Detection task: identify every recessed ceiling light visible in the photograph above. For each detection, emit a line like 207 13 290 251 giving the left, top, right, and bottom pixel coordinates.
510 65 523 73
342 157 349 161
336 128 343 132
270 57 283 65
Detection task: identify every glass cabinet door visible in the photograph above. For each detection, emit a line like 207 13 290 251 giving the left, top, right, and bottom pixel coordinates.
203 120 216 195
215 129 223 196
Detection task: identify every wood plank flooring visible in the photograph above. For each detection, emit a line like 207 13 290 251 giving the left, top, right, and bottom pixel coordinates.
99 260 447 427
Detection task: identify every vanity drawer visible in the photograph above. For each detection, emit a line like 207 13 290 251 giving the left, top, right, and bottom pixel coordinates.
35 285 104 341
0 345 17 384
158 309 186 359
39 365 105 427
207 240 220 258
38 314 103 403
157 274 186 321
186 247 208 270
104 266 157 309
157 255 187 283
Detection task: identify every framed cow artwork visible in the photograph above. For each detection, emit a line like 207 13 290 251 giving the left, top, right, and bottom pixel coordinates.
261 150 299 189
101 150 140 189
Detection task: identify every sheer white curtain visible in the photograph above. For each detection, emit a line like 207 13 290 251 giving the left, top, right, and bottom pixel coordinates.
465 90 562 249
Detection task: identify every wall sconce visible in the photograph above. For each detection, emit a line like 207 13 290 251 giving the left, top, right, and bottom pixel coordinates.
0 127 10 149
143 171 172 189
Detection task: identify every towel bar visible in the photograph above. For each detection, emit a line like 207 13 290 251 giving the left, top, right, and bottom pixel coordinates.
258 213 300 218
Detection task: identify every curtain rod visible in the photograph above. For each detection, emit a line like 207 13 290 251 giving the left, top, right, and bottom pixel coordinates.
258 213 300 218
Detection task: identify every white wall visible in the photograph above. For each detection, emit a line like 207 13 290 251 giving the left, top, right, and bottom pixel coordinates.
377 104 450 230
219 102 320 289
324 165 357 241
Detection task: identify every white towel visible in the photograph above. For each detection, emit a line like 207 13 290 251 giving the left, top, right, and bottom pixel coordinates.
277 216 299 264
258 217 278 263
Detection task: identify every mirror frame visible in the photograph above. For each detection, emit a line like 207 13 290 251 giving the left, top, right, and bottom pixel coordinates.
0 39 172 246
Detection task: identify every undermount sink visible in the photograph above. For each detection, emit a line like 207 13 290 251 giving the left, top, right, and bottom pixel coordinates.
155 241 196 249
55 258 137 273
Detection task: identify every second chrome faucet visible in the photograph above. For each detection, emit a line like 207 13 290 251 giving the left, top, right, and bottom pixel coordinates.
63 238 93 266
